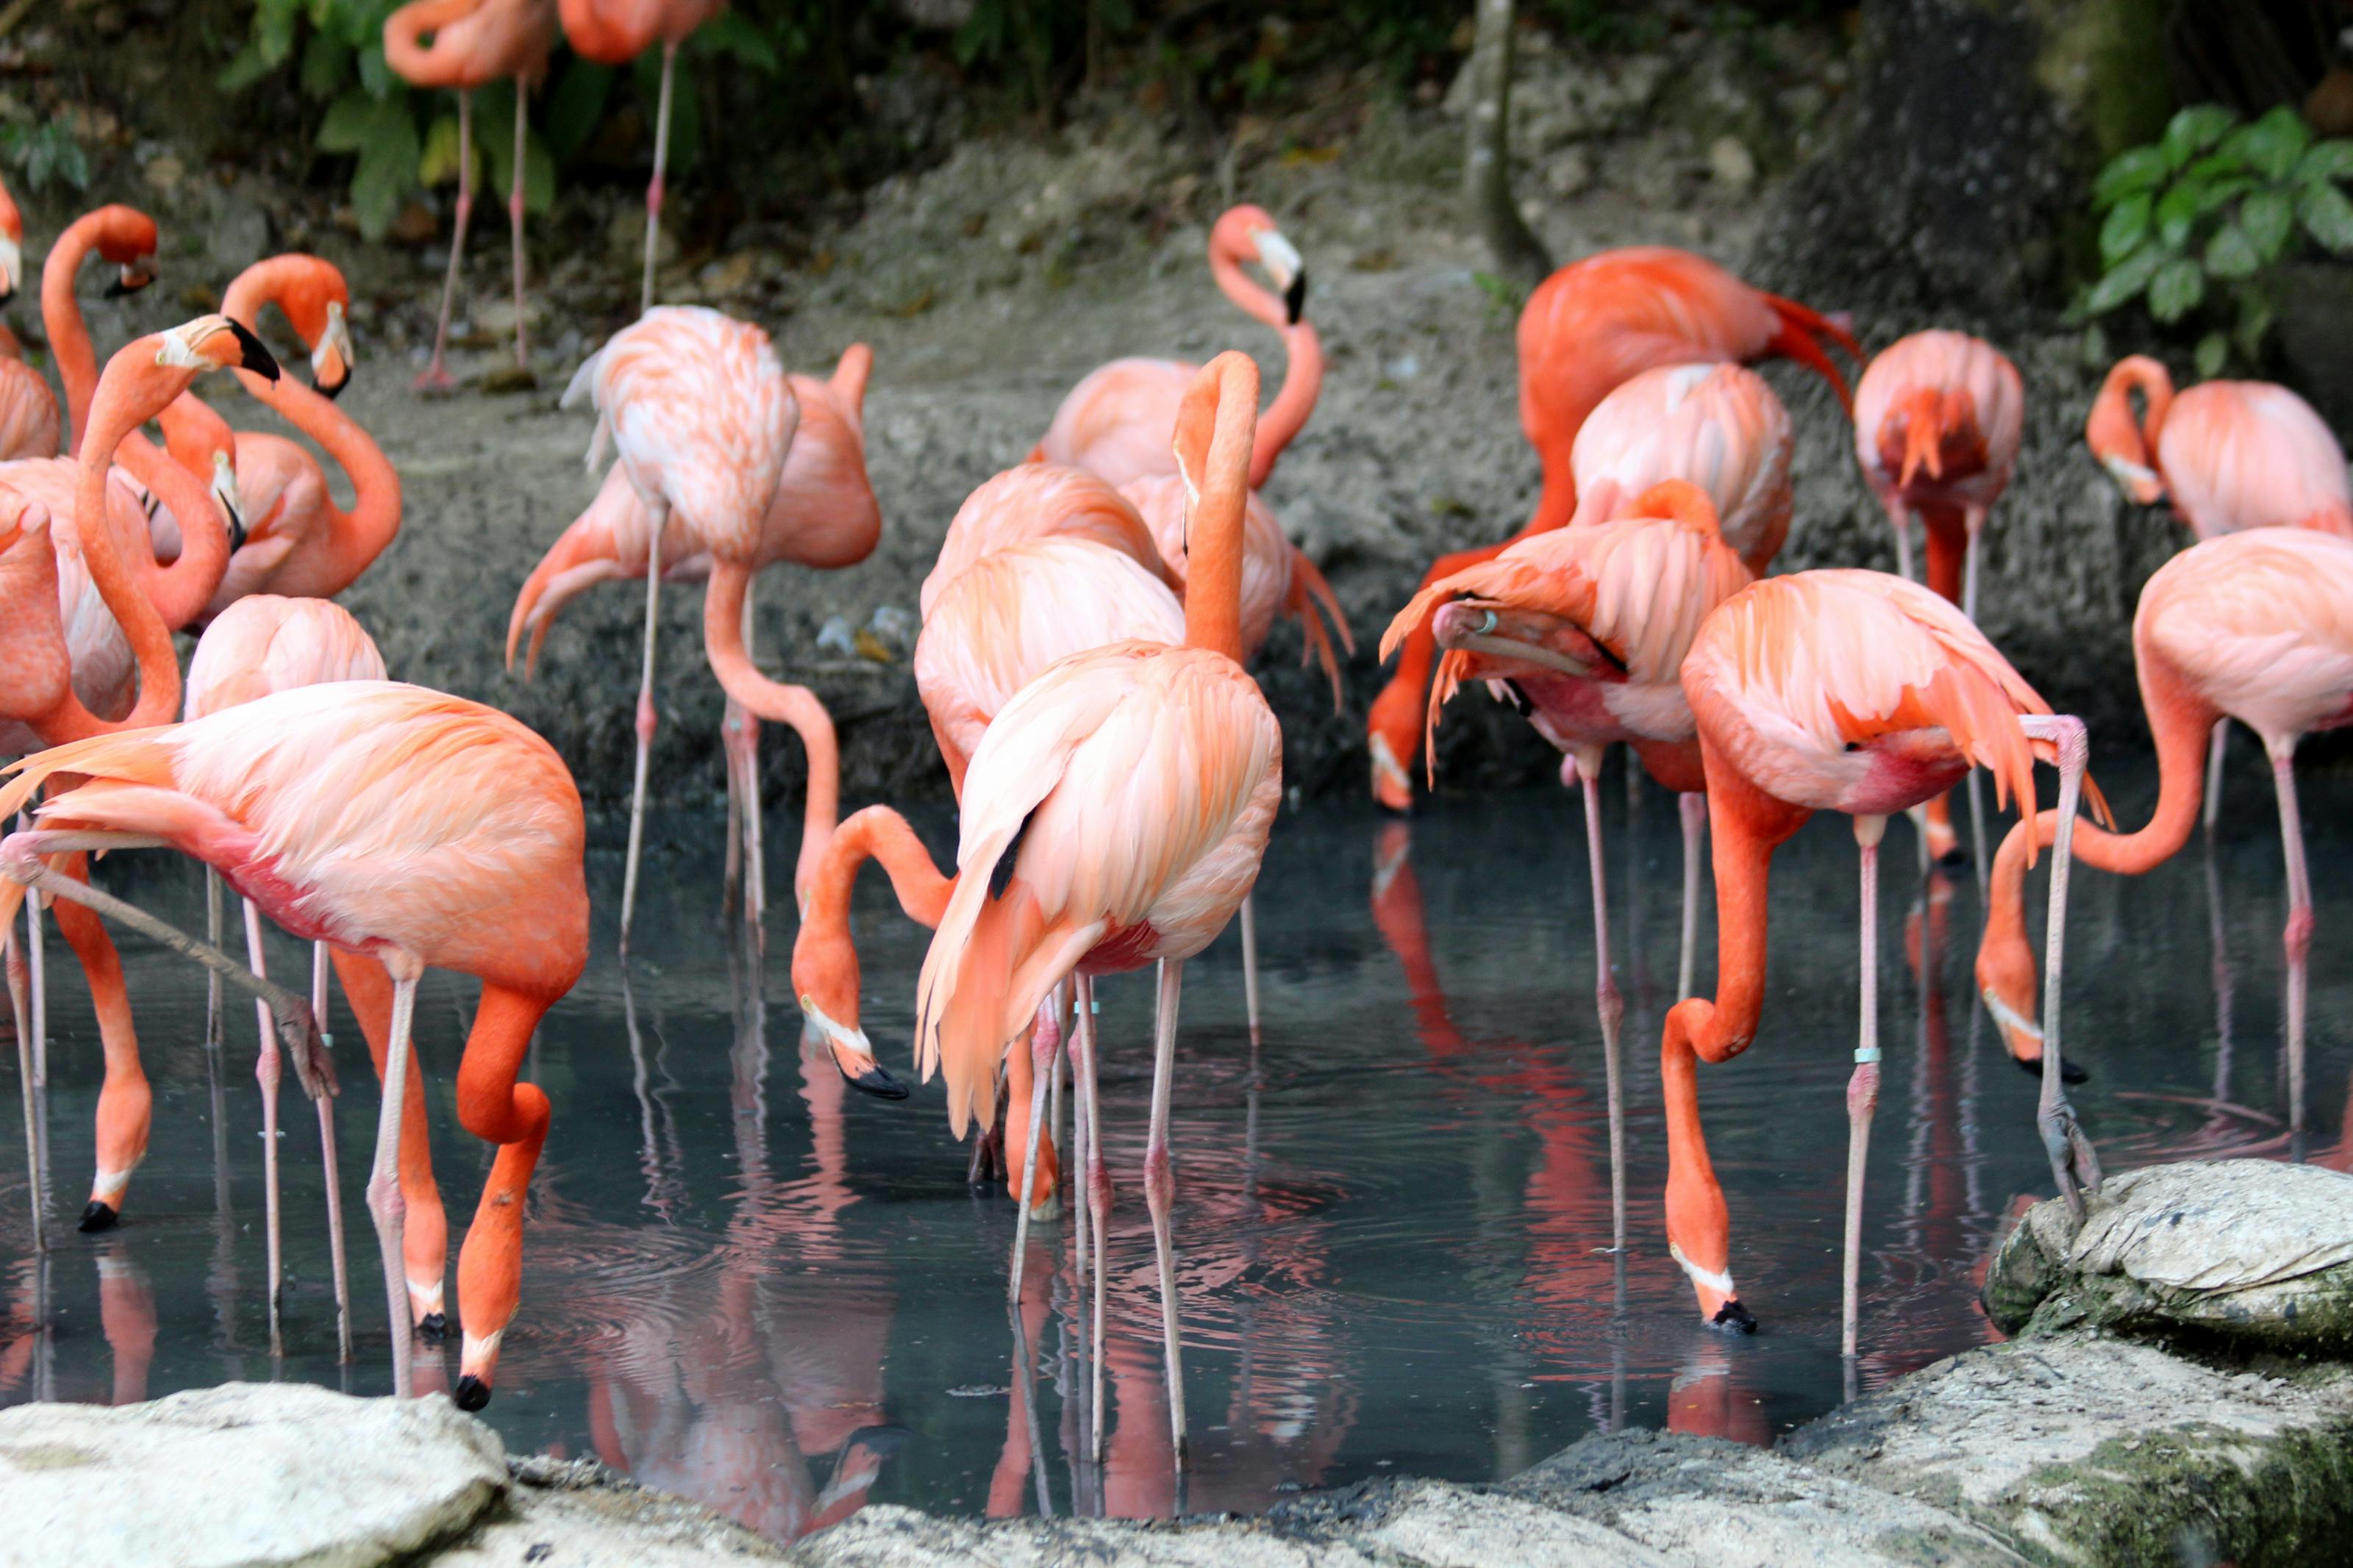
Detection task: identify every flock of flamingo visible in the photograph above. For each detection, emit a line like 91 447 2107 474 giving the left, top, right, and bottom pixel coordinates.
1 0 2349 1485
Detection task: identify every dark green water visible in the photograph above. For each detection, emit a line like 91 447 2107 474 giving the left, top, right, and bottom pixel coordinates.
4 756 2346 1537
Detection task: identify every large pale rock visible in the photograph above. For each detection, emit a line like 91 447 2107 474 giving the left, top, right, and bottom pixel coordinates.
0 1382 505 1568
1784 1334 2353 1567
1984 1159 2353 1350
437 1456 789 1567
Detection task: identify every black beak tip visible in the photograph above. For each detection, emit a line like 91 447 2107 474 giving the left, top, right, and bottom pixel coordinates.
0 284 15 307
451 1375 492 1412
312 369 349 401
416 1310 449 1342
226 512 248 554
2015 1053 2090 1086
1284 270 1307 326
1711 1298 1758 1334
78 1200 120 1233
840 1056 910 1101
226 319 281 382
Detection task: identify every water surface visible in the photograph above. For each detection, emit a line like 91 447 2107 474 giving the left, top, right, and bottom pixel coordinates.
3 757 2346 1535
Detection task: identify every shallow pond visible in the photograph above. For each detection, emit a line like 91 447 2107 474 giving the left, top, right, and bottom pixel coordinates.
4 754 2348 1537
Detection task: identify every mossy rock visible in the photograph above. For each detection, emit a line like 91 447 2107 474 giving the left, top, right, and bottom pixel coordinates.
1983 1161 2353 1352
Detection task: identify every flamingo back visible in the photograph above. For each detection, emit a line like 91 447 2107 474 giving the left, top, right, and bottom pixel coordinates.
1568 363 1793 571
568 307 797 562
186 595 388 720
1029 357 1196 490
2160 382 2353 538
385 0 559 89
914 537 1185 787
921 462 1174 618
2138 529 2353 745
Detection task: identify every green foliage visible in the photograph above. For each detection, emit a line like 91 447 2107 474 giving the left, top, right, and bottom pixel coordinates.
1 122 92 194
2083 103 2353 370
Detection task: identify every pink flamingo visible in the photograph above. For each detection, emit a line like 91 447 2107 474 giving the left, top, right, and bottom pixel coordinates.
385 0 560 390
1369 246 1858 810
558 0 724 312
2088 354 2353 828
0 318 279 1255
1977 529 2353 1143
1660 568 2097 1356
0 174 57 461
562 306 843 951
184 595 388 1357
0 678 588 1408
916 351 1279 1468
1854 329 2024 868
916 459 1174 617
1565 361 1793 573
1382 480 1754 1255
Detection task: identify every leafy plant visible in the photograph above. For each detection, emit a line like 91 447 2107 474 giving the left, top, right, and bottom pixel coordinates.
2084 103 2353 376
1 122 92 194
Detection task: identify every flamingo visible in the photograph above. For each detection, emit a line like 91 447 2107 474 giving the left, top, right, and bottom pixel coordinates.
2088 354 2353 830
385 0 560 390
184 595 388 1357
1660 568 2097 1356
557 0 724 313
1564 362 1793 574
915 351 1280 1467
562 306 842 951
40 204 157 457
1368 246 1860 811
0 174 57 461
0 317 280 1254
1854 329 2024 869
1381 480 1754 1256
1977 529 2353 1144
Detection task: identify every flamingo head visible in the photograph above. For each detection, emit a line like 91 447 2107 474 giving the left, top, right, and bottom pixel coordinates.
1214 203 1307 326
2087 355 2169 506
1880 385 1986 490
96 207 160 298
1429 600 1622 687
793 928 911 1103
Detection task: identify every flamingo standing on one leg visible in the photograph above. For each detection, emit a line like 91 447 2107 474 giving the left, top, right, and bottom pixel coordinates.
1854 330 2024 870
1369 246 1859 811
2088 355 2353 831
510 341 874 939
562 306 841 951
184 595 388 1358
1660 569 2099 1356
558 0 724 314
385 0 560 390
1382 482 1755 1256
1977 529 2353 1144
0 679 588 1408
0 319 279 1242
915 351 1281 1469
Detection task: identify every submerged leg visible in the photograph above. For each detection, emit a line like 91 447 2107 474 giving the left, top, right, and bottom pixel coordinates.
1072 975 1110 1461
1008 991 1064 1303
619 503 664 956
332 948 448 1332
243 899 284 1353
367 972 421 1399
507 76 531 373
8 929 39 1255
1239 895 1262 1048
2205 721 2227 834
204 867 222 1050
314 941 352 1362
1842 814 1887 1361
2270 742 2313 1141
1145 958 1190 1469
418 88 474 394
740 579 766 942
640 42 679 314
2020 715 2101 1211
1677 790 1705 1002
1571 749 1627 1256
1965 768 1990 899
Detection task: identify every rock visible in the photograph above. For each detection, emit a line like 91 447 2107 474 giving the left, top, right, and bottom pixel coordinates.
1983 1159 2353 1350
1510 1428 2028 1567
0 1382 505 1568
788 1506 1380 1566
438 1456 789 1567
1707 136 1757 191
141 154 184 193
1783 1334 2353 1568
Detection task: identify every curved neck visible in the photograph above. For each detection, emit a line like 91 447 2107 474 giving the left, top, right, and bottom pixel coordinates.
704 560 839 898
1920 503 1968 607
112 420 232 629
385 0 487 76
1249 321 1323 489
43 212 110 453
1175 356 1260 662
76 369 185 726
238 367 401 583
2130 363 2174 454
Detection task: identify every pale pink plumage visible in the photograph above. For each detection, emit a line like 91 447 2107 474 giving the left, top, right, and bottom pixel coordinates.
2138 529 2353 749
185 595 388 720
918 462 1174 620
2158 384 2353 538
1566 363 1793 573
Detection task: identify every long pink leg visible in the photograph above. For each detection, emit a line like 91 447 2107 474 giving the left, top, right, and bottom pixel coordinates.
2205 722 2228 834
738 579 766 940
47 861 148 1234
1008 989 1064 1303
1677 790 1705 1002
2020 715 2100 1210
1074 975 1109 1462
1145 957 1189 1469
367 971 420 1398
1843 814 1888 1360
618 501 663 955
1239 896 1261 1048
640 42 678 315
313 940 352 1361
2269 741 2313 1140
242 898 285 1354
1879 494 1913 583
418 88 474 394
204 868 223 1050
508 76 530 372
1570 748 1627 1255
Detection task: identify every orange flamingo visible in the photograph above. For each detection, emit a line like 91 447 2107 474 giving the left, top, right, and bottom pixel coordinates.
915 351 1279 1469
0 320 276 1251
0 679 588 1408
185 595 388 1357
1660 569 2096 1356
1977 529 2353 1144
558 0 724 312
385 0 560 390
563 305 840 950
1368 246 1858 811
511 341 873 937
1382 480 1754 1256
1854 329 2024 869
2088 355 2353 830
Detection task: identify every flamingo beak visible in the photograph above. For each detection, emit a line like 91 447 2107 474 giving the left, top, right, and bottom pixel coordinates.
0 237 19 304
211 452 245 554
310 302 353 398
106 259 157 298
1368 731 1413 815
1430 601 1598 680
2101 453 2163 506
1255 229 1307 326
